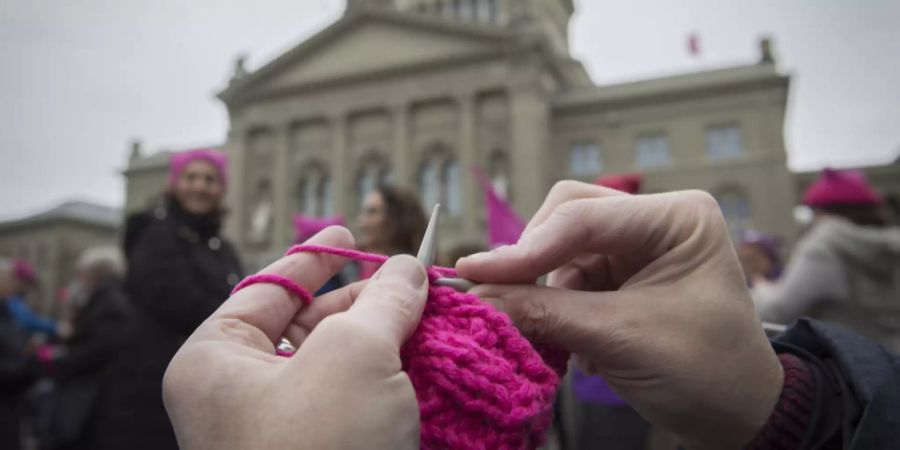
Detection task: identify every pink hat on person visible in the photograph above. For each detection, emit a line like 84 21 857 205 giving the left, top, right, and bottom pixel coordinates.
12 259 37 284
169 148 229 190
595 173 643 194
292 214 346 243
802 168 882 207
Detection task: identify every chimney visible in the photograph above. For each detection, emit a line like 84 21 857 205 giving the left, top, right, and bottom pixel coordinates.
129 138 142 162
759 37 776 64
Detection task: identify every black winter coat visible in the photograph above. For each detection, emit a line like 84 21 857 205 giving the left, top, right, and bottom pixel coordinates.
775 318 900 449
103 200 242 450
0 298 37 450
46 280 132 450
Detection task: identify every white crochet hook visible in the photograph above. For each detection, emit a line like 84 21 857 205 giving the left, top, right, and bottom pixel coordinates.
417 204 477 292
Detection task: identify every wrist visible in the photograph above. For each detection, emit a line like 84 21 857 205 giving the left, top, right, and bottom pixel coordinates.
746 353 816 450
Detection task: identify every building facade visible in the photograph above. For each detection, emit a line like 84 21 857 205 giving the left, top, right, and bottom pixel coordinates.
0 201 120 316
126 0 797 267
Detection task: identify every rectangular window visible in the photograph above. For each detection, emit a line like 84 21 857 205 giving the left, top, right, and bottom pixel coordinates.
706 124 743 160
459 0 474 20
569 142 603 176
635 133 671 168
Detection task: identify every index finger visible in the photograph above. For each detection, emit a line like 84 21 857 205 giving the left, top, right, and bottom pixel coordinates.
209 226 355 345
522 180 627 237
458 190 725 282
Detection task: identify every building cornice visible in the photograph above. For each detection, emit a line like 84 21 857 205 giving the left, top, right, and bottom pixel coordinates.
553 63 790 113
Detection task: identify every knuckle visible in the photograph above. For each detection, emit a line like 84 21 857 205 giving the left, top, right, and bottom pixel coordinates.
549 180 584 200
682 190 720 216
511 297 556 342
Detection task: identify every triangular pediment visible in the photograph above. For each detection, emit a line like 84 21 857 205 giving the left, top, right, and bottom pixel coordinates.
222 12 513 101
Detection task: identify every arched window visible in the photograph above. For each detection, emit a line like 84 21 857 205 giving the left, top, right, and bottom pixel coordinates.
489 151 511 200
356 154 391 208
716 187 753 240
445 160 462 215
419 145 462 216
298 162 331 217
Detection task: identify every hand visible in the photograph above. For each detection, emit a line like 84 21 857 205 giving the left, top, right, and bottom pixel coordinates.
163 226 428 450
457 181 783 450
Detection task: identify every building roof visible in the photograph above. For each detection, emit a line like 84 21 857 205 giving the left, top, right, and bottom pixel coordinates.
0 200 121 233
554 63 789 111
124 150 172 174
218 8 543 104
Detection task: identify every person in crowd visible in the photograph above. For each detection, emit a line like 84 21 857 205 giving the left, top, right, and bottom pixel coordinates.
0 259 38 450
42 246 132 450
6 259 57 336
160 181 899 450
108 149 242 450
753 168 900 353
356 185 427 279
738 230 784 286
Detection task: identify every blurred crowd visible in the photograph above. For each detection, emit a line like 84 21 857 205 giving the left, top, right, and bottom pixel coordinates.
1 148 898 450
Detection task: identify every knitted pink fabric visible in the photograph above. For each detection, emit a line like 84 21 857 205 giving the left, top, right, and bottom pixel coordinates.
236 245 568 450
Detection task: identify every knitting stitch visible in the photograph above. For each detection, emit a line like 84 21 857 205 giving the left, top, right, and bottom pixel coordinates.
233 244 568 450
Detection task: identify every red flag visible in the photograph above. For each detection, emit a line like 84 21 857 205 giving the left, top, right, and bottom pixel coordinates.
472 166 525 249
687 32 700 57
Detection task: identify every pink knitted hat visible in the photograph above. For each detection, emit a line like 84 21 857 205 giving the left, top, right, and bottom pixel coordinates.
292 214 346 243
169 149 229 190
803 168 882 207
595 173 643 194
12 259 37 284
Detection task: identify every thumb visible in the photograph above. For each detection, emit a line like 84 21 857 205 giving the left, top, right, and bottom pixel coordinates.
472 283 621 357
342 255 429 350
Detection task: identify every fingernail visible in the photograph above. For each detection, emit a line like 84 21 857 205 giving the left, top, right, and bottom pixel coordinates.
376 255 427 288
460 245 512 264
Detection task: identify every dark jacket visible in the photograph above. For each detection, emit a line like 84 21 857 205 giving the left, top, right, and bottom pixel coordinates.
45 280 132 450
103 199 242 450
775 318 900 449
1 298 37 450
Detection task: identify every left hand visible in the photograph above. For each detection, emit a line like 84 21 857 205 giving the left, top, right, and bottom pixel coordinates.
163 226 428 450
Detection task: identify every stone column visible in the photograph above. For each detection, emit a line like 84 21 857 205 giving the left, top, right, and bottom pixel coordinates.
509 85 551 216
271 123 291 249
222 125 246 244
458 92 479 237
391 103 411 187
331 114 349 218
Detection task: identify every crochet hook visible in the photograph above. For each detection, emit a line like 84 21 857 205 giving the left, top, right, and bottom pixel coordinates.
417 204 478 292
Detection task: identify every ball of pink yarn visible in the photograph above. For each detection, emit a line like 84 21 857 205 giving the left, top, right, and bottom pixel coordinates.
402 286 567 450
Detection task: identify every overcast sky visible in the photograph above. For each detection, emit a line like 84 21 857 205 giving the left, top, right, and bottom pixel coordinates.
1 0 898 219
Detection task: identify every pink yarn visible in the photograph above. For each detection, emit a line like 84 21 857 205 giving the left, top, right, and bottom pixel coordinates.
234 245 568 450
231 274 313 305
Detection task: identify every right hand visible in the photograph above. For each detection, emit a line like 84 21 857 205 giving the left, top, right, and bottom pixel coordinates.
457 181 783 450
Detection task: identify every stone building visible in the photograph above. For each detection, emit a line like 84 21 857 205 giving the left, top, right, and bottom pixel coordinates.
0 201 120 316
126 0 797 267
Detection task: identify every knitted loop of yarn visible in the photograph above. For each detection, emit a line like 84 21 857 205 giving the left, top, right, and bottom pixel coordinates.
233 244 569 450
